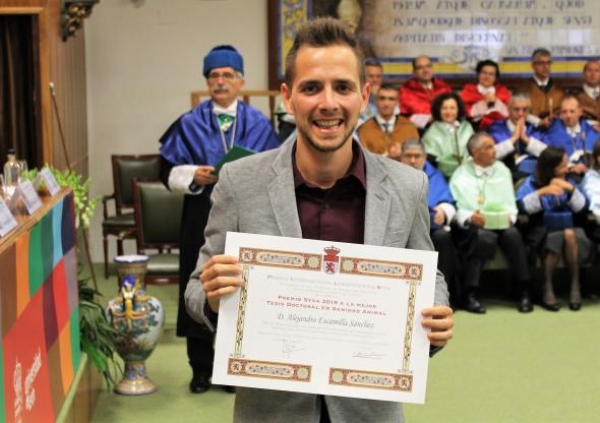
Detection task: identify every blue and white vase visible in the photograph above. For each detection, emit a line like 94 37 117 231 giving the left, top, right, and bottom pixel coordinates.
107 255 165 395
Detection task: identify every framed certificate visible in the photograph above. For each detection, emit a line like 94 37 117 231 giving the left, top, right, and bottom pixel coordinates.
213 232 439 404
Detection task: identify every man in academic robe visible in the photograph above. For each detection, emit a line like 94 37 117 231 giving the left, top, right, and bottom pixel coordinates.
399 55 452 130
358 59 383 123
519 48 565 128
158 45 280 394
357 83 419 158
575 59 600 130
546 95 600 179
450 132 533 314
398 139 459 303
487 93 548 180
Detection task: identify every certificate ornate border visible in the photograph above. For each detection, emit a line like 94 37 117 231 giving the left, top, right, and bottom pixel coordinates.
230 245 422 391
329 368 413 392
227 358 311 382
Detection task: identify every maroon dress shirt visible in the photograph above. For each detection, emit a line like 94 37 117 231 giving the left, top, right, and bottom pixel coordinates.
293 142 367 244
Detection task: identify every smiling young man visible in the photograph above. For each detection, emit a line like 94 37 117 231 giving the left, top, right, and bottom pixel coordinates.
184 17 454 422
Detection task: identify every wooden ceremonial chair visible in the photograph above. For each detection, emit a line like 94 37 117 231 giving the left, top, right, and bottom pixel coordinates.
101 154 161 278
132 179 183 286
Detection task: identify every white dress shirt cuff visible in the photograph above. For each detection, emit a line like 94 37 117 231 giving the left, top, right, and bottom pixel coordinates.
456 209 474 228
525 137 547 157
522 192 543 214
568 189 586 212
495 140 515 159
437 202 456 224
168 165 204 194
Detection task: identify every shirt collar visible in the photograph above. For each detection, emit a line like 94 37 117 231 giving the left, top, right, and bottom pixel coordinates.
375 115 396 126
583 84 600 99
212 100 238 117
474 163 494 177
477 84 495 95
441 121 460 132
292 141 367 190
533 76 549 87
566 123 581 136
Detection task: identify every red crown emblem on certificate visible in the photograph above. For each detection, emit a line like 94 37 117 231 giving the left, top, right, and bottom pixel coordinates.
323 246 340 274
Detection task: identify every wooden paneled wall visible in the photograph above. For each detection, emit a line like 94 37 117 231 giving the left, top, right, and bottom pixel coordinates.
0 0 89 178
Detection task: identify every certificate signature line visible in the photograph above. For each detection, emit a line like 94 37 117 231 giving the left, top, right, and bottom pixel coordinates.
281 339 305 359
352 352 385 360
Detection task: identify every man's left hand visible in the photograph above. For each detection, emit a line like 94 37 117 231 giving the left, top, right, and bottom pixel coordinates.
421 305 454 347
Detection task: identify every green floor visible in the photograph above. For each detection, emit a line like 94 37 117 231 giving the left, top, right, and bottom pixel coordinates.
90 266 600 423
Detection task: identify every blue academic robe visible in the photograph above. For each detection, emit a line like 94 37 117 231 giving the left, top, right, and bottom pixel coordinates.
160 100 280 198
487 120 547 174
516 176 588 229
545 118 600 158
425 161 454 209
424 161 455 228
158 100 279 338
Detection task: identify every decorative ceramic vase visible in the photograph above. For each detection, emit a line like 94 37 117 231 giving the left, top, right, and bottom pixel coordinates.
107 255 165 395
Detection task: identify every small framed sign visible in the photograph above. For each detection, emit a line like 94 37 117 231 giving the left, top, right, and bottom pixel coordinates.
36 167 61 196
18 180 43 215
0 197 18 237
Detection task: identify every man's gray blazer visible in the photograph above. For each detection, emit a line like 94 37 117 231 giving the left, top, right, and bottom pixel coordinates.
186 139 449 423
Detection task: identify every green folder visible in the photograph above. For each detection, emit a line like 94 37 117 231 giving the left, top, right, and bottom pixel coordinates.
212 145 255 176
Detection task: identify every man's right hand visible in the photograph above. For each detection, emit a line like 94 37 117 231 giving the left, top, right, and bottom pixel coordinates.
194 165 218 186
470 211 485 227
201 254 243 312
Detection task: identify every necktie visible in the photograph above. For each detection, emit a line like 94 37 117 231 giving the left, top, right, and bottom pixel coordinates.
218 114 234 132
383 123 390 134
593 89 599 99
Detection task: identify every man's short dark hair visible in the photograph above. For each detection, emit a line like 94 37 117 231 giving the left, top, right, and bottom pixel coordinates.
378 82 397 92
284 17 365 88
583 59 600 72
365 58 382 69
531 48 551 61
411 55 432 71
561 94 582 108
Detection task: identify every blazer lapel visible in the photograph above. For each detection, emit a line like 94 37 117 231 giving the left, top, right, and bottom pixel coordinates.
363 150 392 246
268 141 303 238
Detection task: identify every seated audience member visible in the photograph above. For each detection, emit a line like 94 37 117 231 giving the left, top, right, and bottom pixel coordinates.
460 59 510 130
582 140 600 225
422 92 474 179
519 48 565 127
358 59 383 123
398 139 459 302
575 59 600 130
357 83 419 157
546 95 600 179
400 55 452 130
488 93 548 179
450 132 533 314
516 146 591 311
